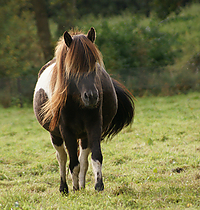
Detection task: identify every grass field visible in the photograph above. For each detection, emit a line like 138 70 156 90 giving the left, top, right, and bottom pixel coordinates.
0 92 200 209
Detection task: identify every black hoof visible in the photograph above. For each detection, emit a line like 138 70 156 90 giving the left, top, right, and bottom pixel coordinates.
95 180 104 191
60 185 69 195
60 179 69 195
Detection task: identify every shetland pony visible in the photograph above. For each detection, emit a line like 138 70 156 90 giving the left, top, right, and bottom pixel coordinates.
33 27 134 194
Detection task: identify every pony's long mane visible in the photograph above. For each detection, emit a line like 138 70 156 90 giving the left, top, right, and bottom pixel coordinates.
41 31 104 130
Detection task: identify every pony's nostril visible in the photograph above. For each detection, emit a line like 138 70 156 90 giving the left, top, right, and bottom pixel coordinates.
93 92 98 100
83 90 99 106
84 91 94 100
84 92 89 100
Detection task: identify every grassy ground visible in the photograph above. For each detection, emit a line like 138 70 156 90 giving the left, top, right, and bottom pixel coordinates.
0 92 200 209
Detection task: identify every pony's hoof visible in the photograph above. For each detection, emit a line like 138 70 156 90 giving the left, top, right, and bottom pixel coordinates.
60 184 69 195
95 180 104 191
73 186 79 191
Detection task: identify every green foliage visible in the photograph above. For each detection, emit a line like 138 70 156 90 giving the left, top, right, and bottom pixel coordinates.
78 15 178 76
76 0 137 17
47 0 77 35
77 4 200 96
0 87 12 108
76 0 193 19
151 0 194 19
0 0 44 107
0 93 200 209
0 1 200 107
0 0 43 78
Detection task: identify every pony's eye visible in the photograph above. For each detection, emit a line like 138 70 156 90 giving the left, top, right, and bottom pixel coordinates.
92 69 96 76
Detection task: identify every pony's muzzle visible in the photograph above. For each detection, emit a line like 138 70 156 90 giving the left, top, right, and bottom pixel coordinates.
82 89 99 107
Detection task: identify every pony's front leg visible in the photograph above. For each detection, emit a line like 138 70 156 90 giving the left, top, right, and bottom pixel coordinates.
78 138 90 189
51 134 68 194
87 122 104 191
60 127 80 191
91 142 104 191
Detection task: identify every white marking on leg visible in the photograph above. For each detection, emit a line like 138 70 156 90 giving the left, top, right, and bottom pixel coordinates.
71 164 80 191
91 159 102 185
53 144 67 183
79 147 90 189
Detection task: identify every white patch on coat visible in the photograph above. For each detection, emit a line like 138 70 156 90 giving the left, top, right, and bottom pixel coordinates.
71 164 80 190
53 143 67 182
78 147 90 188
34 63 55 99
91 159 102 183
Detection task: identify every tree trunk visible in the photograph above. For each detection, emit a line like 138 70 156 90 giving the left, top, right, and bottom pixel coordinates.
144 0 150 17
17 77 23 108
56 0 77 36
31 0 53 62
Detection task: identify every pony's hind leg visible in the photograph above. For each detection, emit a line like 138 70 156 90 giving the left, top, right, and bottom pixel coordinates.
78 138 90 189
51 134 68 194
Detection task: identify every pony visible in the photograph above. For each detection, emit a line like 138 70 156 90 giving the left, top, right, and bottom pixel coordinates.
33 27 134 194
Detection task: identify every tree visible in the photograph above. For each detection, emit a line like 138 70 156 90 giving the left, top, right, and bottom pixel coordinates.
0 0 45 106
47 0 77 36
0 0 43 78
152 0 192 19
31 0 53 62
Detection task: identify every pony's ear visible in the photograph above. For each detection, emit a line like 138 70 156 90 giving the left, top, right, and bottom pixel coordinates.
64 31 72 47
87 27 96 43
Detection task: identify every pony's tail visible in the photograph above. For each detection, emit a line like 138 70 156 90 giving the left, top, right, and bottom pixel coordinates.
102 79 135 139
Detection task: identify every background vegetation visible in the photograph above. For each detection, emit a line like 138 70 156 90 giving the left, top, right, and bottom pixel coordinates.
0 0 200 107
0 92 200 209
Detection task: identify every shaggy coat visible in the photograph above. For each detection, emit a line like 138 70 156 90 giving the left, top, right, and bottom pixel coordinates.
33 27 134 194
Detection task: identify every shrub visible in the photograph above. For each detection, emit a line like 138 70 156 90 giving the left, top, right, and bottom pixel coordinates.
0 87 12 108
78 14 179 76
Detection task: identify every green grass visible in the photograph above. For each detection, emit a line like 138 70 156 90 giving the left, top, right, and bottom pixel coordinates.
0 92 200 209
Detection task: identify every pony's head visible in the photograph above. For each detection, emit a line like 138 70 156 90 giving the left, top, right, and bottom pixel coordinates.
55 27 103 77
63 28 101 107
69 70 100 108
42 28 104 130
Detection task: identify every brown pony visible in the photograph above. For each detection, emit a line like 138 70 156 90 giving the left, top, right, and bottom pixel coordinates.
33 27 134 194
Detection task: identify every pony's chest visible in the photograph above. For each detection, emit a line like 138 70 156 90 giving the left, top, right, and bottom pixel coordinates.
61 104 87 137
61 100 100 138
